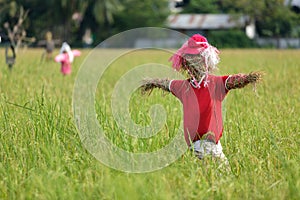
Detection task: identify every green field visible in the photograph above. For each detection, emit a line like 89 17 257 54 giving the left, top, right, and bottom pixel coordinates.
0 48 299 199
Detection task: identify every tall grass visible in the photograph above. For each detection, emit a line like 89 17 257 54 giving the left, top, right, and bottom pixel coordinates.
0 48 299 199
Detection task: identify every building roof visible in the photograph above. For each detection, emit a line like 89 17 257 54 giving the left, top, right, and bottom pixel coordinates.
285 0 300 7
167 14 249 30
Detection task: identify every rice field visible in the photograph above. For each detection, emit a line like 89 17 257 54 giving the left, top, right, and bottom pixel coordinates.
0 48 299 199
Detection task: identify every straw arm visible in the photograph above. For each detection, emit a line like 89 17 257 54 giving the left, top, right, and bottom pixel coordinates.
225 71 263 90
140 78 171 95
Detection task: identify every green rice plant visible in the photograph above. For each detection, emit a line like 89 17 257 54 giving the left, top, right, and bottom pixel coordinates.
0 48 299 199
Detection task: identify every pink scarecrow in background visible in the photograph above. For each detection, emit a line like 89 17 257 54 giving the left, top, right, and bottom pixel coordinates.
55 42 81 76
141 34 263 165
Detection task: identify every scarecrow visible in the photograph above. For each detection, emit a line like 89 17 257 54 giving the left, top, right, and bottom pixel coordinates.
140 34 263 163
5 43 16 70
42 31 55 61
55 42 81 76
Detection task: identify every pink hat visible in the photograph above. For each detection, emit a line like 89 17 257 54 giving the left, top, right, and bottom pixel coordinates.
183 34 209 54
169 34 219 71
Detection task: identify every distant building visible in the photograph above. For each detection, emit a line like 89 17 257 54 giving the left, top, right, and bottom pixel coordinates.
285 0 300 12
166 14 255 39
285 0 300 7
166 1 300 48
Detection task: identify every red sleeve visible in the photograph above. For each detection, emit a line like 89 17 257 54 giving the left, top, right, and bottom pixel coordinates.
215 75 229 101
169 80 189 100
222 75 229 92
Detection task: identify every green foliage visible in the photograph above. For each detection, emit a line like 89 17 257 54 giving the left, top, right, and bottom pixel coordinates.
113 0 170 31
0 0 170 46
257 2 299 37
221 0 300 37
207 30 257 48
0 1 18 18
0 1 22 26
221 0 266 18
181 0 221 14
1 0 300 48
93 0 123 25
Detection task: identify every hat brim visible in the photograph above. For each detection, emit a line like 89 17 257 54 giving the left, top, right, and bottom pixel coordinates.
182 47 203 55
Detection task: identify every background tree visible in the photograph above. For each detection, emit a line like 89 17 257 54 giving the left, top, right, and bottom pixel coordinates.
1 0 299 47
80 0 123 44
221 0 300 38
0 0 16 17
0 1 35 50
92 0 123 25
23 0 87 44
180 0 222 14
19 0 124 45
113 0 170 31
